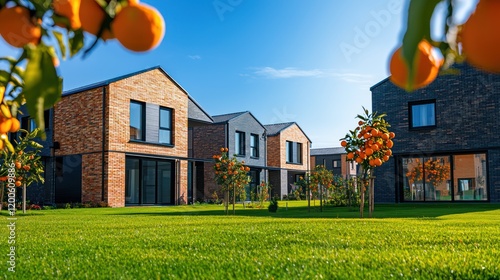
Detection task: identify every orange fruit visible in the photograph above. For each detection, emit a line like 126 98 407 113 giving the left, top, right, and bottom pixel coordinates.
79 0 114 40
15 180 22 187
389 132 395 139
347 152 354 160
53 0 81 29
363 132 371 139
389 40 442 91
15 161 21 169
386 140 394 149
382 133 389 141
0 6 41 48
365 148 374 156
385 149 392 156
461 0 500 73
0 118 12 134
340 140 347 147
383 155 390 162
355 157 363 164
112 3 165 52
374 158 383 166
9 118 20 133
358 120 364 126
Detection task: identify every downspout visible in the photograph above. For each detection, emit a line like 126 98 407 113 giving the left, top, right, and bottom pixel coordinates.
225 123 228 149
101 86 106 202
51 109 56 205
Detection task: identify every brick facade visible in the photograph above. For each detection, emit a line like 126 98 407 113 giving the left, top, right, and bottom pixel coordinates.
54 67 190 207
371 63 500 203
266 123 311 198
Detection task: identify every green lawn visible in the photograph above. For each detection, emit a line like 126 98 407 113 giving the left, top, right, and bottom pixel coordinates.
1 202 500 279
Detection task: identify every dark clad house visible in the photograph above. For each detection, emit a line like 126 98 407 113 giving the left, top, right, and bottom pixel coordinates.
310 147 357 178
191 111 267 201
371 63 499 203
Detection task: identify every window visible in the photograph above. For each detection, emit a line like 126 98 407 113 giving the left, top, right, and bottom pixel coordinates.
235 131 245 156
130 101 145 141
286 141 302 164
401 153 487 202
250 134 259 158
20 110 50 132
159 107 172 145
333 160 341 168
409 100 436 129
125 157 175 205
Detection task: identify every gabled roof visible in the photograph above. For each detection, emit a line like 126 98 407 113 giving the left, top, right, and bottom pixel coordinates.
264 122 312 143
212 111 266 130
62 65 189 97
188 95 213 124
61 65 213 123
212 111 248 123
310 147 346 156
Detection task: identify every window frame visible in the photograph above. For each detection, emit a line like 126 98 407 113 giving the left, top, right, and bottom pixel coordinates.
159 106 173 145
409 100 436 130
130 100 145 141
235 131 245 156
250 133 259 158
286 141 303 164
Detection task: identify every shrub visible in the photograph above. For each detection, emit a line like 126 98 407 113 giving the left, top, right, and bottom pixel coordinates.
268 197 278 213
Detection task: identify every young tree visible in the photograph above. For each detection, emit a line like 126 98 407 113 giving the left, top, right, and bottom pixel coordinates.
340 108 395 218
213 148 250 215
309 165 333 210
0 129 44 213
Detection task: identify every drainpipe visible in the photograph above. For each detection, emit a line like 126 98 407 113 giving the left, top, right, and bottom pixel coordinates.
101 86 106 202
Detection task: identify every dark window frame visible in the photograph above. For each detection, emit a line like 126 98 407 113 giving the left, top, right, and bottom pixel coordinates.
235 131 245 156
250 133 259 158
286 141 303 164
130 100 145 141
159 106 173 145
409 100 436 130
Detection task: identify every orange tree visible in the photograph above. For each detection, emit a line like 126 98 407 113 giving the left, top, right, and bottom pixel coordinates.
0 128 44 213
390 0 500 92
213 147 251 215
0 0 165 148
309 165 333 207
340 107 395 217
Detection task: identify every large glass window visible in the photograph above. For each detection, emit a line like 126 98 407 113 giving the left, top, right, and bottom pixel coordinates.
410 101 436 129
250 134 259 158
402 153 487 202
130 101 145 140
125 158 140 204
125 157 175 205
286 141 302 164
235 131 245 156
159 107 172 145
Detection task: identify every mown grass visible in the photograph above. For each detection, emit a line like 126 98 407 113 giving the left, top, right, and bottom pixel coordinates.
1 202 499 279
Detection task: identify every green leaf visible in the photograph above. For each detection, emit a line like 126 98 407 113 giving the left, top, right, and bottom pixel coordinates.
402 0 441 91
52 30 67 60
22 44 62 140
69 29 85 57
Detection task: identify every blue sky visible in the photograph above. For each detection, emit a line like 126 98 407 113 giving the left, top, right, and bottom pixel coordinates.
0 0 477 148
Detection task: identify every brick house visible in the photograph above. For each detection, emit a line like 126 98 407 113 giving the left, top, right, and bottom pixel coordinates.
310 147 357 178
264 122 311 198
371 63 499 203
24 66 212 207
191 111 267 201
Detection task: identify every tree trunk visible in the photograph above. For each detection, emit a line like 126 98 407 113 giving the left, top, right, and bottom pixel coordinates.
224 190 229 215
232 184 236 215
369 176 375 218
0 182 4 211
23 183 27 214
